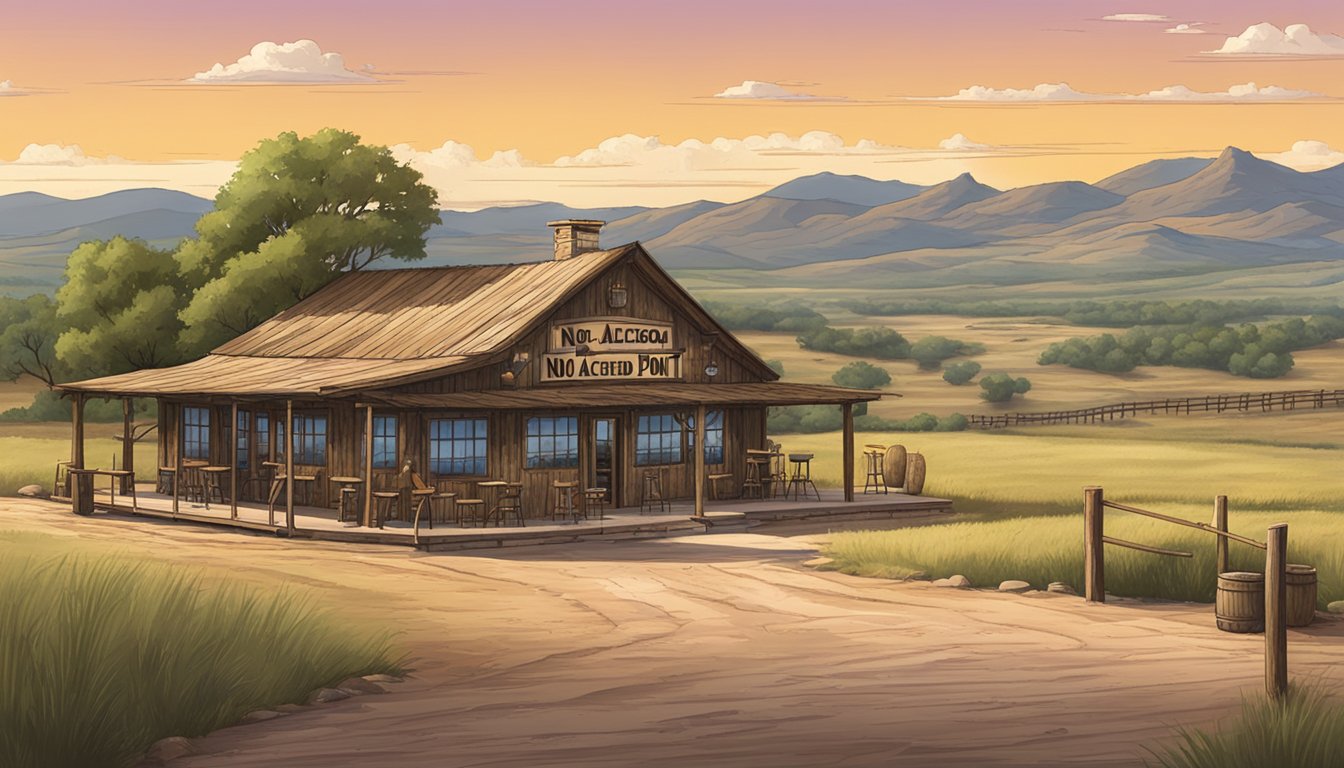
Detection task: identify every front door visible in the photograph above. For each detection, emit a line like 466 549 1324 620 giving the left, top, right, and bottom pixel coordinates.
588 416 620 508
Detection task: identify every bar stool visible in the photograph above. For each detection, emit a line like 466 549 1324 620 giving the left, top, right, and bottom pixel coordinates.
640 470 671 515
410 488 435 527
862 444 888 495
552 481 580 523
582 487 608 519
768 451 789 498
156 466 176 495
455 497 485 527
743 451 770 499
707 473 734 500
338 486 361 523
786 453 820 501
497 483 526 527
371 491 400 529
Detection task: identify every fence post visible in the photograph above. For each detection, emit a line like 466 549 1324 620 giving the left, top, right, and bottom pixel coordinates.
1264 523 1288 700
1084 486 1105 603
1214 495 1229 576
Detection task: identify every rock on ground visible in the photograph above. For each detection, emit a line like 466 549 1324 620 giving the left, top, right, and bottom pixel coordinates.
1328 601 1344 614
999 580 1032 593
16 484 45 498
337 676 385 695
240 710 285 724
1048 582 1077 595
363 673 404 684
144 736 193 762
932 575 971 588
307 687 351 705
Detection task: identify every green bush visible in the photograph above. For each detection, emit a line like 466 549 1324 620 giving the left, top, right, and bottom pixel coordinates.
797 326 911 359
0 547 402 768
846 297 1344 327
765 359 786 377
979 373 1031 403
909 336 984 370
767 406 967 434
0 389 157 423
703 301 828 333
831 361 891 389
942 361 982 385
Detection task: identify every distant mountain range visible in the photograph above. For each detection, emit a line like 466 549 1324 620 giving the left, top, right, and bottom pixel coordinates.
3 147 1344 295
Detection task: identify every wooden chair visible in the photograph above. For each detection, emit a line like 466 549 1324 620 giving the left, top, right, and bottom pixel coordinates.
371 491 400 529
455 497 485 527
409 470 457 529
639 470 671 515
582 487 608 519
552 481 580 523
707 473 734 500
496 482 526 527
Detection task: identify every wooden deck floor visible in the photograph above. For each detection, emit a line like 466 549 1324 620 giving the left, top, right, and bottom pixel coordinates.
88 485 952 551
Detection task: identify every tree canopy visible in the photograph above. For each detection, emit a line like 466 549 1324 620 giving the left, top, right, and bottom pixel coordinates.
831 361 891 390
0 294 64 388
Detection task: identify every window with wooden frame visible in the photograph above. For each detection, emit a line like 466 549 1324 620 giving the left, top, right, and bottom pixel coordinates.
525 416 579 469
635 413 682 466
688 410 725 465
235 411 251 470
428 418 488 476
371 414 398 469
291 413 328 466
255 412 271 464
182 406 210 460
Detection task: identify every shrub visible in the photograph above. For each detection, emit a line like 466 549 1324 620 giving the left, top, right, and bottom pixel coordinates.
831 361 891 389
765 359 786 377
797 326 911 359
703 301 828 333
980 373 1031 403
909 336 985 370
1147 684 1344 768
942 361 982 385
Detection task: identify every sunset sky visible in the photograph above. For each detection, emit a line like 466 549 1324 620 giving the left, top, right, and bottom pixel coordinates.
2 0 1344 207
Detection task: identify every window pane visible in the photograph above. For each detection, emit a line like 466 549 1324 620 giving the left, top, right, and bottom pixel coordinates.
636 412 682 466
526 416 578 469
429 418 489 476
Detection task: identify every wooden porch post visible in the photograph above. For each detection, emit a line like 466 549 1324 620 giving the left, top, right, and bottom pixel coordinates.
363 405 375 527
1264 523 1288 699
121 397 134 494
71 392 86 470
693 404 706 518
842 403 855 503
1084 487 1105 603
172 403 181 518
229 402 239 520
285 399 295 534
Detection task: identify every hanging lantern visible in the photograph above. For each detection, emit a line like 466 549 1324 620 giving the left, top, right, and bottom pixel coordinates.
607 281 628 309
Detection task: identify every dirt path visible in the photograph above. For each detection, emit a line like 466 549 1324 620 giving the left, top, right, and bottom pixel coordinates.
4 500 1340 767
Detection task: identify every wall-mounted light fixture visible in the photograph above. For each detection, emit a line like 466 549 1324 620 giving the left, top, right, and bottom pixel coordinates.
607 280 628 309
500 351 531 387
702 333 720 378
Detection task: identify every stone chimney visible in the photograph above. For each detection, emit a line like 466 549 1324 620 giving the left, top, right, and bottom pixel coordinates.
547 219 605 260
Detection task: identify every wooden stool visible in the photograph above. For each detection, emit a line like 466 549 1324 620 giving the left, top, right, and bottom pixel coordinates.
337 487 361 523
430 492 457 526
371 491 400 529
707 473 734 500
156 466 176 496
786 453 820 501
639 471 670 515
410 488 435 528
743 455 768 499
863 444 888 495
497 484 525 527
552 481 580 523
582 487 608 519
768 452 789 498
455 498 485 527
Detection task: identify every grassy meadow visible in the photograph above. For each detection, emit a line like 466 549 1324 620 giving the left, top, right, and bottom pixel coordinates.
0 531 402 768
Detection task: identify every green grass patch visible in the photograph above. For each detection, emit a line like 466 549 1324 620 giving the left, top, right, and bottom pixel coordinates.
0 435 156 496
824 508 1342 608
0 534 403 768
1147 684 1344 768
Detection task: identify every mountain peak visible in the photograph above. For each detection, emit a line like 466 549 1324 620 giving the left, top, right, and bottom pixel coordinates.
764 173 924 207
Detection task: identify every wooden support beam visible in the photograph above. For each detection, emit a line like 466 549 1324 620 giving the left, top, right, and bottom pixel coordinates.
1102 535 1191 558
172 403 181 518
363 405 375 528
1214 495 1229 576
842 403 855 502
1084 486 1104 603
121 397 134 494
1264 523 1288 699
693 404 706 518
230 402 239 521
285 400 295 535
71 392 85 471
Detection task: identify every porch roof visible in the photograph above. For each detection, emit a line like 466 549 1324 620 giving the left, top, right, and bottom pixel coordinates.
359 382 887 410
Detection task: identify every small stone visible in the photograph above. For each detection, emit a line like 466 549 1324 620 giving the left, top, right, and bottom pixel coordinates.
273 703 306 713
903 571 931 582
1328 601 1344 615
932 574 972 588
362 673 404 684
1048 582 1077 595
16 484 45 498
145 737 193 762
802 557 834 568
307 687 350 705
999 580 1032 593
240 710 284 724
336 676 385 695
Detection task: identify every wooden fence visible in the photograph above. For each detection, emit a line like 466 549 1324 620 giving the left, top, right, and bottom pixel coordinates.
1082 487 1288 698
969 388 1344 429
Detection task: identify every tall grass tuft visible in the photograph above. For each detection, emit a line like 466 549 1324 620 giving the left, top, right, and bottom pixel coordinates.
0 548 402 768
824 511 1342 607
1147 684 1344 768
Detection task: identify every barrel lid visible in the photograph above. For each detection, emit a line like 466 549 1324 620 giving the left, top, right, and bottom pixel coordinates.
1286 564 1317 574
1219 571 1263 582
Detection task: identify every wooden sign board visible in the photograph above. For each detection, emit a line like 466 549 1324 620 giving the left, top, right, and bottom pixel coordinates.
550 318 674 354
541 352 683 382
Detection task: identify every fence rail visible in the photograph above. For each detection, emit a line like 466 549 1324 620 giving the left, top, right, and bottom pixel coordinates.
969 388 1344 429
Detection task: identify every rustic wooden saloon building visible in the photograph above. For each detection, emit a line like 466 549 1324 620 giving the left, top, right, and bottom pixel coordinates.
59 221 879 530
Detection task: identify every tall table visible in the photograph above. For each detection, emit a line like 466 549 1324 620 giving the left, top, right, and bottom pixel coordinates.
329 476 364 526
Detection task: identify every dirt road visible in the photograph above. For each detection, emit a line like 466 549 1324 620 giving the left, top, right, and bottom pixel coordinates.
5 501 1340 767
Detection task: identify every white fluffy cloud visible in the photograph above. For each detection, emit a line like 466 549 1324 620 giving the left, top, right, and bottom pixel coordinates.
922 81 1319 102
938 133 990 150
712 80 830 100
1102 13 1171 22
1260 140 1344 171
188 40 374 83
1166 23 1206 34
10 144 120 165
0 80 26 96
1208 23 1344 56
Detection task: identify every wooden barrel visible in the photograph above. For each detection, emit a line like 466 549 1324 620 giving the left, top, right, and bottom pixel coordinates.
1215 571 1264 633
1286 564 1318 628
904 453 926 496
882 445 907 489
